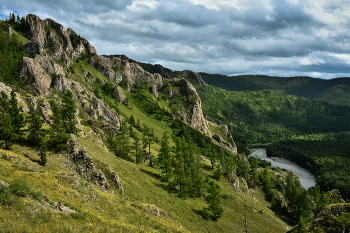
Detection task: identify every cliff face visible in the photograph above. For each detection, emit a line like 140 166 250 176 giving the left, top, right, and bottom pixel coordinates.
15 14 226 140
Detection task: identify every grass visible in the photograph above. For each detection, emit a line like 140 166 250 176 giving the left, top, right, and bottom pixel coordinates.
78 122 293 233
71 58 109 83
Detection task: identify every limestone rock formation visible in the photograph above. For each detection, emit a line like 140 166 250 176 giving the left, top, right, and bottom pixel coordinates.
181 70 207 86
113 86 126 104
34 55 65 76
0 82 13 97
111 171 124 194
19 57 51 95
178 79 211 136
52 75 71 93
92 99 122 127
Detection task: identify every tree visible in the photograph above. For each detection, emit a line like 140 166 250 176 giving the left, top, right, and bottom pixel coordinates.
38 137 47 166
204 182 223 220
129 114 135 126
133 135 143 164
27 105 43 146
110 122 132 160
9 90 24 136
142 124 154 167
157 132 173 182
61 90 79 135
0 91 19 150
50 100 71 150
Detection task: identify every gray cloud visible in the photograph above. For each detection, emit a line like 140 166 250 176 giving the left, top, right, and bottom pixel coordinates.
0 0 349 79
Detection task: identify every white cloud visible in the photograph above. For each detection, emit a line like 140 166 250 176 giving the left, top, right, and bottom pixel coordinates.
0 0 348 78
299 57 325 65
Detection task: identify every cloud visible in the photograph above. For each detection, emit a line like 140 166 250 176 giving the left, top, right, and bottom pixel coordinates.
0 0 349 79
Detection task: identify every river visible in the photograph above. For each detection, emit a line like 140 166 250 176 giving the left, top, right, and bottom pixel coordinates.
248 148 317 189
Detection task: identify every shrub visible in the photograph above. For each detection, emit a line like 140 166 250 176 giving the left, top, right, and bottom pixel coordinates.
9 179 32 197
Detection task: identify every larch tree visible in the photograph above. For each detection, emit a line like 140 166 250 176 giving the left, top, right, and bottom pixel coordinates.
0 91 18 150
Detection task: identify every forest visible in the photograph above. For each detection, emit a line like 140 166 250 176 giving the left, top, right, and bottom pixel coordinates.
266 135 350 200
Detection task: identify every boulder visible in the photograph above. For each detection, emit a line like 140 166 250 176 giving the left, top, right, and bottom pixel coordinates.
0 180 9 189
111 171 124 194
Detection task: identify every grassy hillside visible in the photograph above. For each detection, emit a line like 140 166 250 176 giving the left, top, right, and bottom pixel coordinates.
198 73 350 107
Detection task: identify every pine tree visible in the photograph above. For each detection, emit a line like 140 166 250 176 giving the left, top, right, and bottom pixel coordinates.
204 182 223 220
0 91 19 150
9 90 25 137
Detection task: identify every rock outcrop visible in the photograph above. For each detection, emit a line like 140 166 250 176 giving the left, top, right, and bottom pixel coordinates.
67 136 109 190
180 70 207 86
19 57 52 95
178 79 211 136
113 86 126 104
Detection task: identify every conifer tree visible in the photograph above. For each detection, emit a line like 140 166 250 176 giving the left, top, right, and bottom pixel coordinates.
9 90 24 136
61 90 79 135
204 182 223 220
38 137 47 166
27 105 43 146
157 132 173 182
133 135 143 164
50 100 71 150
142 125 154 167
0 91 18 150
110 122 132 160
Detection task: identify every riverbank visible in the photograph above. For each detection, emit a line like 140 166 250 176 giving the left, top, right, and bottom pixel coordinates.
249 148 317 189
270 157 301 167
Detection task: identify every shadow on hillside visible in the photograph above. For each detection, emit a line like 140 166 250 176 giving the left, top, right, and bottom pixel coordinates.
139 168 160 180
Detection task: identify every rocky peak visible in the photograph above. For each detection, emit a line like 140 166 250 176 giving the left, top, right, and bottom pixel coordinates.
180 70 207 86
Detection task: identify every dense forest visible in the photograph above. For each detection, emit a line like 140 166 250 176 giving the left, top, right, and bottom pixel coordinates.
199 73 350 107
266 134 350 200
191 84 350 153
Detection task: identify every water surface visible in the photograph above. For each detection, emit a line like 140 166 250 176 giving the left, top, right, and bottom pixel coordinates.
248 148 317 189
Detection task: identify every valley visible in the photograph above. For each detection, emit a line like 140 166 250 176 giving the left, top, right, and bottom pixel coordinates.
0 13 349 233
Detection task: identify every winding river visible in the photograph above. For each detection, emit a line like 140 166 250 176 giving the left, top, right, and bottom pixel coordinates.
248 148 317 189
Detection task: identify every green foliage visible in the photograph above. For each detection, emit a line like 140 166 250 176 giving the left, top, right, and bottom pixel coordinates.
267 137 350 199
0 91 19 149
109 122 132 161
0 25 30 85
199 73 350 106
62 90 79 135
193 84 350 151
69 33 82 49
9 90 24 136
5 13 27 34
204 182 223 220
9 179 32 197
27 105 43 146
49 100 71 151
157 132 173 182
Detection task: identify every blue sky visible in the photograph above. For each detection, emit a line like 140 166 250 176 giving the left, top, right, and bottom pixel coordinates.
0 0 349 79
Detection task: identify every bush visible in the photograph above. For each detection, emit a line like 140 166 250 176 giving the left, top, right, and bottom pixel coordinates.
9 179 32 197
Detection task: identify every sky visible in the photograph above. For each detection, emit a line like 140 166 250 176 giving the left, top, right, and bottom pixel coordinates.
1 0 349 79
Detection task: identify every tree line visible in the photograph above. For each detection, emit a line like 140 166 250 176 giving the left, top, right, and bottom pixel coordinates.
0 90 78 165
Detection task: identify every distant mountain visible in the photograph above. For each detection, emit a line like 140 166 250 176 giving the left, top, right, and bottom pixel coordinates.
199 73 350 106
